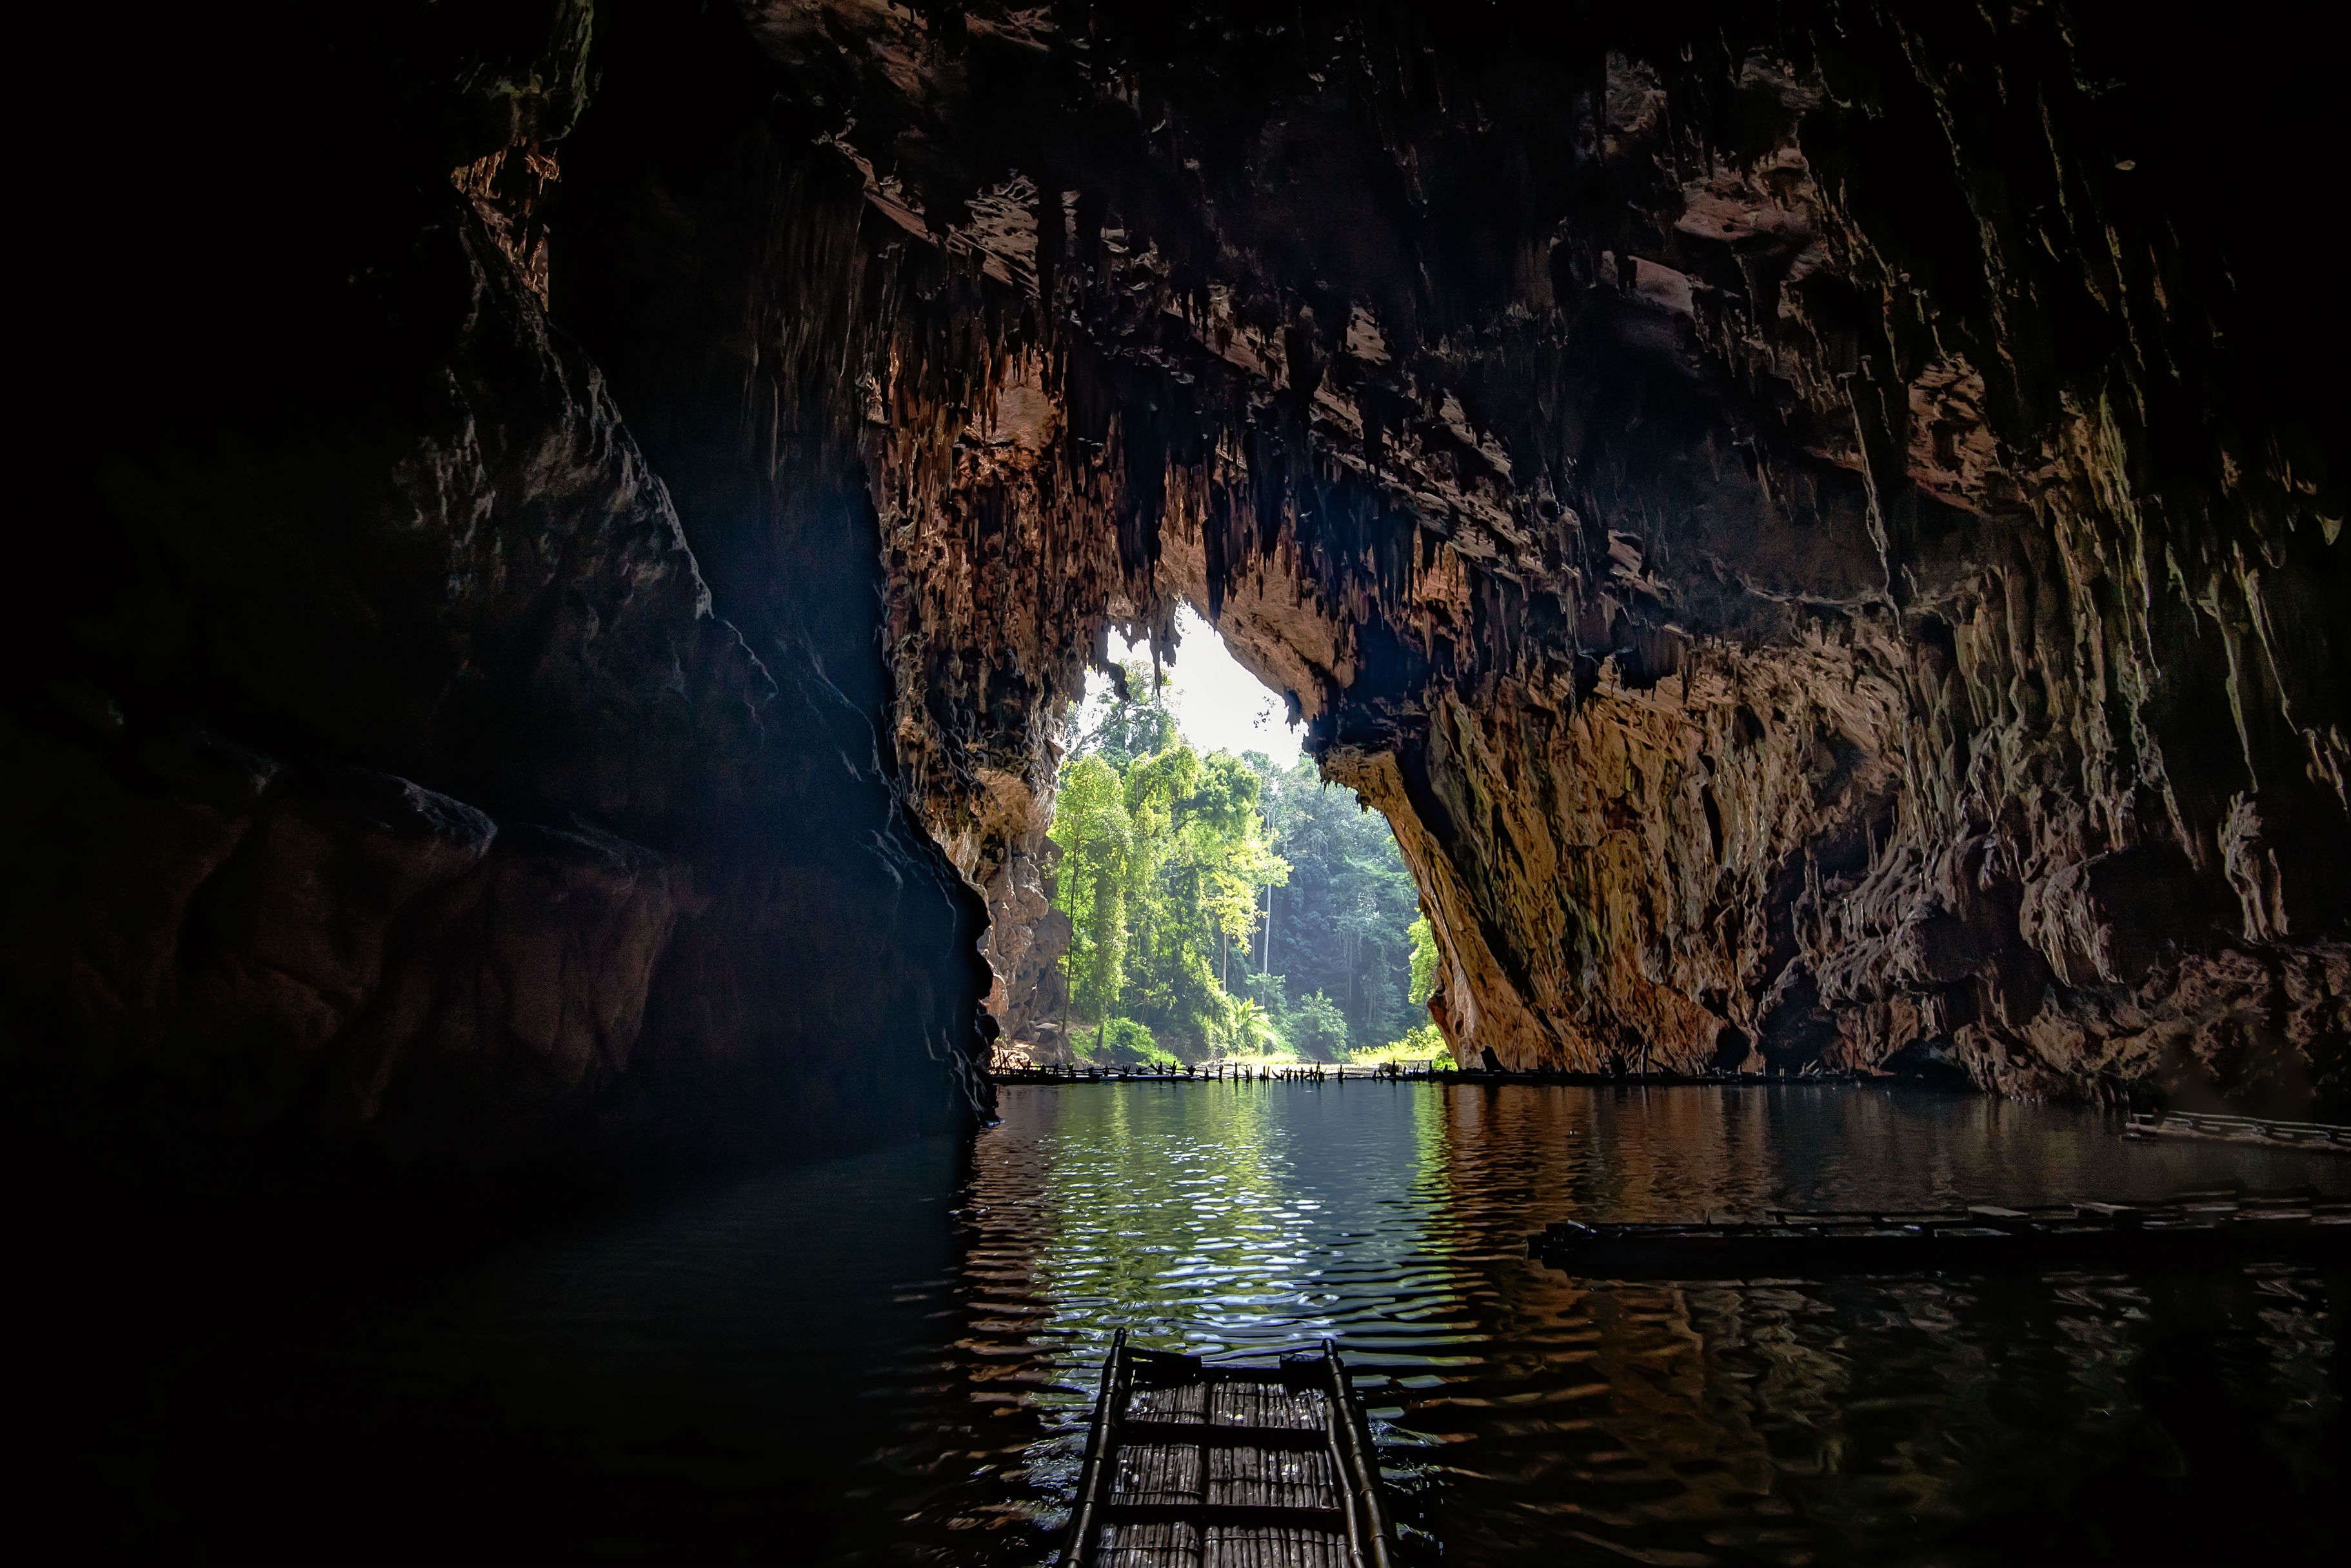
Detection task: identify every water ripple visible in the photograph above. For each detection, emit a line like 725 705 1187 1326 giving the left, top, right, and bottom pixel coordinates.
868 1082 2350 1567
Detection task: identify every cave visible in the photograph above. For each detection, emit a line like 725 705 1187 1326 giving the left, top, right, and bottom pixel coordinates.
13 1 2348 1561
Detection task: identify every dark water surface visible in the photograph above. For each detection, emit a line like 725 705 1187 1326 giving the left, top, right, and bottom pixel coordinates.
103 1084 2348 1562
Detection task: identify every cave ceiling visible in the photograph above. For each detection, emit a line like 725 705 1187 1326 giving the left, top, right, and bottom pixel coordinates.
14 1 2348 1169
671 1 2345 1102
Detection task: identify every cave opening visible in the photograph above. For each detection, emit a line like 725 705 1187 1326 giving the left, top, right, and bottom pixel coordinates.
13 1 2348 1562
1006 604 1436 1072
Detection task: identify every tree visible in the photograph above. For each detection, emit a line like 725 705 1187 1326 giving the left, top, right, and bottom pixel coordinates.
1049 754 1133 1050
1062 738 1298 1053
1408 915 1438 1006
1073 658 1179 766
1178 753 1287 990
1250 756 1421 1053
1287 991 1348 1060
1116 742 1207 1040
1218 997 1278 1057
1053 682 1438 1066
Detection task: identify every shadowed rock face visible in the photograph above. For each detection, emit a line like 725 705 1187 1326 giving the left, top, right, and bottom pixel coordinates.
700 0 2345 1110
9 0 2345 1173
15 3 991 1172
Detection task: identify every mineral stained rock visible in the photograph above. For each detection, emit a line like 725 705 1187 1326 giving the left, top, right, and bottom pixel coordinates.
714 1 2345 1109
12 1 2346 1171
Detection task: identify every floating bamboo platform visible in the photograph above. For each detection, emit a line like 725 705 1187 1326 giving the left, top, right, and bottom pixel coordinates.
1061 1332 1396 1568
2124 1109 2351 1154
1529 1186 2351 1280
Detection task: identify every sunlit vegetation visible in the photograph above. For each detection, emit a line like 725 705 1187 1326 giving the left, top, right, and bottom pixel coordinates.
1350 917 1448 1064
1344 1031 1448 1067
1049 662 1434 1064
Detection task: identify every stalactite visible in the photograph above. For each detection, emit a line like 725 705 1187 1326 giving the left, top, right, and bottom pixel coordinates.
779 3 2345 1107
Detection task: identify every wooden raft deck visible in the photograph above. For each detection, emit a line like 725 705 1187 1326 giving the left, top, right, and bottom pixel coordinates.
1062 1333 1396 1568
1530 1186 2351 1280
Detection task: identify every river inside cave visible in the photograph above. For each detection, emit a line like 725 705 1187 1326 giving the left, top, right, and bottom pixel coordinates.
106 1084 2346 1564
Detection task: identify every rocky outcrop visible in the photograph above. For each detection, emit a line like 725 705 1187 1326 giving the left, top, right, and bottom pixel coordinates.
13 0 2345 1173
15 3 992 1172
715 2 2345 1110
0 715 694 1159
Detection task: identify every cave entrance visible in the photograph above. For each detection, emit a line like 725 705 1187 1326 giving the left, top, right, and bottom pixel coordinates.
1027 607 1433 1072
1078 606 1301 771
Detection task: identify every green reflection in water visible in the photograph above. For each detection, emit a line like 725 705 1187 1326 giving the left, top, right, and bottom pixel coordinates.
1022 1082 1446 1356
940 1082 2348 1568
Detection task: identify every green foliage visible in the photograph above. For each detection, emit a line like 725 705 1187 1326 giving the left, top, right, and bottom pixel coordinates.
1216 996 1278 1057
1083 1017 1178 1067
1285 991 1349 1060
1347 1023 1448 1067
1051 658 1430 1064
1050 710 1291 1059
1050 755 1133 1035
1251 757 1423 1053
1407 916 1438 1006
1075 659 1180 766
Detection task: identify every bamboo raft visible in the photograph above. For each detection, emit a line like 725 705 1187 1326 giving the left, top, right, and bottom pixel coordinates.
2124 1109 2351 1153
1061 1333 1396 1568
1529 1186 2351 1280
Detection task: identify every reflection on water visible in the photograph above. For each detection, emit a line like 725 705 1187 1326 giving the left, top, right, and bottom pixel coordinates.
905 1083 2347 1567
113 1084 2346 1562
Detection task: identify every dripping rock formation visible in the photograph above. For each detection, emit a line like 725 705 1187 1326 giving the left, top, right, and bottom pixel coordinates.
13 0 2347 1175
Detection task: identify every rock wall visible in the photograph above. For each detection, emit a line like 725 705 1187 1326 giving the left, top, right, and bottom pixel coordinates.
12 0 2346 1170
12 3 993 1173
721 1 2346 1109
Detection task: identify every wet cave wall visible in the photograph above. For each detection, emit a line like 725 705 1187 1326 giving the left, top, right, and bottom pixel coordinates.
8 0 2347 1178
10 3 992 1176
700 0 2348 1109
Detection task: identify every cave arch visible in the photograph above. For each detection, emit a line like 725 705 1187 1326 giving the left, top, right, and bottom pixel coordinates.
799 0 2348 1102
16 1 2347 1176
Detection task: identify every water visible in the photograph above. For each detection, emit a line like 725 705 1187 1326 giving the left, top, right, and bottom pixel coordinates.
88 1084 2349 1562
920 1083 2348 1566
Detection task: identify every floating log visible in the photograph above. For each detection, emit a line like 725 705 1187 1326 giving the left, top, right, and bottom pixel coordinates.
2123 1110 2351 1154
1527 1187 2351 1279
1062 1331 1396 1568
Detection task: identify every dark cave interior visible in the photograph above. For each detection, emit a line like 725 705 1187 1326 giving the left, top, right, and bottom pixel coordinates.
8 2 2348 1556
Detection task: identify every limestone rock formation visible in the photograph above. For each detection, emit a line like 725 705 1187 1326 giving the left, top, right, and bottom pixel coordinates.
10 1 2346 1176
720 1 2346 1108
17 2 993 1172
